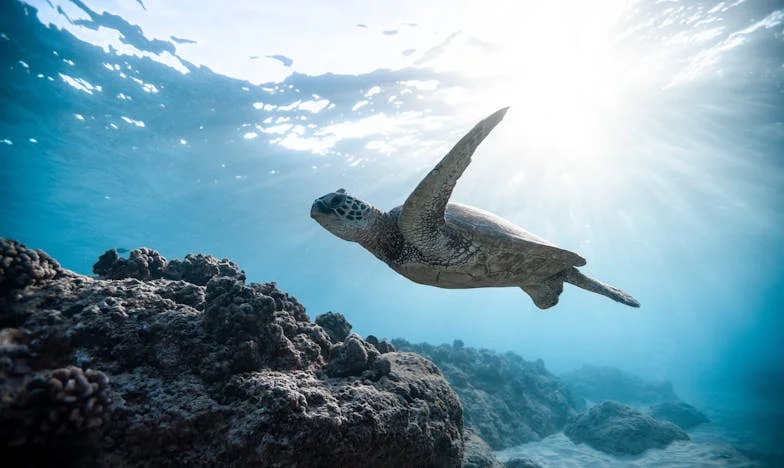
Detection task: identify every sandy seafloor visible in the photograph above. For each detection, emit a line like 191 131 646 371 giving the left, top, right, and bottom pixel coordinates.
496 429 756 467
495 401 784 468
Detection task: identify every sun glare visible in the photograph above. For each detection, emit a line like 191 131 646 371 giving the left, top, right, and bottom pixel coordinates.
436 0 631 157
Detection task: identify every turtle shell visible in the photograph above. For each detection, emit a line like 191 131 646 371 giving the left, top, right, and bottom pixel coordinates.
444 203 586 281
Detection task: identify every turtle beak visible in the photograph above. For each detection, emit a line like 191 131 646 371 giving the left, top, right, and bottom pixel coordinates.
311 199 333 218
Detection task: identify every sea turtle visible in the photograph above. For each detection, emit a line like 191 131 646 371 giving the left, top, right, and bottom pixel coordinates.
310 107 640 309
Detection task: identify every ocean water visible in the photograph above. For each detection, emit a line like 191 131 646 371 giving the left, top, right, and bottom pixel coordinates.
1 0 782 465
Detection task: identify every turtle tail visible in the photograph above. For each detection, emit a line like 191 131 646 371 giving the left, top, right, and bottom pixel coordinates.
563 267 640 308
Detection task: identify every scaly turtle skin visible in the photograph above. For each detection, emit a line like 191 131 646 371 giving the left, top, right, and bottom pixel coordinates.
310 108 640 309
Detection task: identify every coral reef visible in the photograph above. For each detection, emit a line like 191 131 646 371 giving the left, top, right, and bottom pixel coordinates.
564 400 689 455
649 401 710 430
0 239 464 467
394 339 582 450
560 365 678 405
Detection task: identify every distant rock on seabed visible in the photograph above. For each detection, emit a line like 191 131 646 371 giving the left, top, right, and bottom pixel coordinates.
649 400 710 430
564 400 689 455
0 239 464 467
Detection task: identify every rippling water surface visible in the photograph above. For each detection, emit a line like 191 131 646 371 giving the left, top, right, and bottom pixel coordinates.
1 0 782 462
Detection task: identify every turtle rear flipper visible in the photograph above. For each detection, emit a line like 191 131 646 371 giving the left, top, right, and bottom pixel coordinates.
564 267 640 308
522 277 565 309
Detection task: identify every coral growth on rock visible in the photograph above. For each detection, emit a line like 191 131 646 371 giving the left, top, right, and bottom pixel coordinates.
92 248 245 285
0 239 464 467
315 310 352 343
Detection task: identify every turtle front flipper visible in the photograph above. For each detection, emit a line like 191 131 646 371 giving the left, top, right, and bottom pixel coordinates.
398 107 509 244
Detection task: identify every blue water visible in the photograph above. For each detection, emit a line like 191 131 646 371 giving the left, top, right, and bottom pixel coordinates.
1 0 783 461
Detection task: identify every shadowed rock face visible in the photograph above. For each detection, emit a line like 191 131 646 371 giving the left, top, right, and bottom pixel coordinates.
564 401 689 455
0 239 464 467
394 339 582 450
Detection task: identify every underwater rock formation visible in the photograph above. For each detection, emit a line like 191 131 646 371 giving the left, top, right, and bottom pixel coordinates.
394 339 582 450
649 401 710 430
0 239 464 467
561 365 678 405
564 400 689 455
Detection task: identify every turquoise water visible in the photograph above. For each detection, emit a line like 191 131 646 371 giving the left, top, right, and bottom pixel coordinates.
1 0 782 460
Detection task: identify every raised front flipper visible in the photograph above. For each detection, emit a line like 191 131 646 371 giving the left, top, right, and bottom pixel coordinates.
398 107 509 244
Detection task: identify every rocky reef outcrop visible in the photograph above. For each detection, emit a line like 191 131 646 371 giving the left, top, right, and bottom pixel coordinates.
564 400 689 455
0 239 464 467
649 401 710 430
394 339 582 450
560 365 678 406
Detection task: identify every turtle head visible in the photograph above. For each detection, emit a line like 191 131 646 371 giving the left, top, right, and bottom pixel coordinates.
311 188 381 242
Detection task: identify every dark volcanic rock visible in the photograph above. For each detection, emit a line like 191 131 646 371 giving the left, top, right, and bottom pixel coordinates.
394 339 582 450
1 239 464 467
564 400 689 455
561 365 678 405
649 401 710 430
